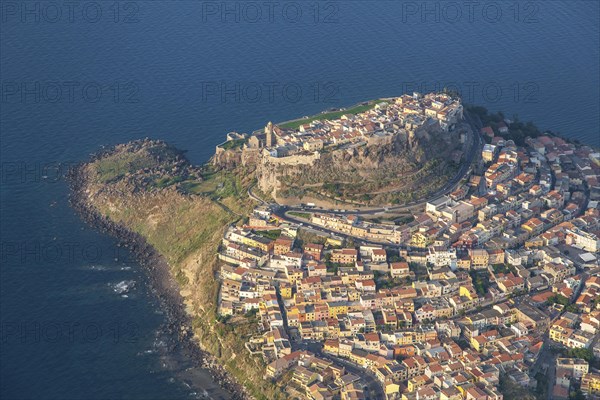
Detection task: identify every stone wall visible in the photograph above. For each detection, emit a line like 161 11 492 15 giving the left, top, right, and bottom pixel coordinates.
265 152 320 166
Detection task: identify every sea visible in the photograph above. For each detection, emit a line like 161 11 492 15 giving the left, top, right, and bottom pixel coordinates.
1 1 598 399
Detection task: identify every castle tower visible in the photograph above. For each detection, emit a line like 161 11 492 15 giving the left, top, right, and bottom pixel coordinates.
265 121 274 147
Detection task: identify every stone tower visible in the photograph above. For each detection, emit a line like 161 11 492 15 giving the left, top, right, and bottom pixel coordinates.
265 121 274 147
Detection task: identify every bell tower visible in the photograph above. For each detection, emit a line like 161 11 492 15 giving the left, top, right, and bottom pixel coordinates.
265 121 274 147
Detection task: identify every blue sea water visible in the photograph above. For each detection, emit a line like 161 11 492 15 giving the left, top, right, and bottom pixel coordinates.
1 1 598 399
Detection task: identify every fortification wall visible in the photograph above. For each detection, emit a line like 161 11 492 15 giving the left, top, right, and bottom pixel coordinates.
265 152 320 166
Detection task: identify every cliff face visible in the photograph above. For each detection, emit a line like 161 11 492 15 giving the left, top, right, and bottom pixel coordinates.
252 124 462 206
212 146 243 169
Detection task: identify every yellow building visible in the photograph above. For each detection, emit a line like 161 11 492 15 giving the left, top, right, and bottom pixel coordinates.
457 257 471 269
326 237 343 247
469 249 489 269
323 339 339 356
287 306 300 327
407 375 428 392
385 382 400 396
347 289 361 302
459 285 475 300
582 373 600 395
303 139 324 152
279 283 292 299
327 301 348 318
411 232 432 248
240 235 273 253
285 267 303 285
549 324 568 344
470 330 499 352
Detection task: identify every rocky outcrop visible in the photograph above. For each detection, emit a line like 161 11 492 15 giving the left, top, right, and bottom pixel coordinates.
67 140 251 400
253 124 461 204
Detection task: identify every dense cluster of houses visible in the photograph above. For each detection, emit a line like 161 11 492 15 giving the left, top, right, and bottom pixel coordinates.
215 112 599 398
246 92 463 159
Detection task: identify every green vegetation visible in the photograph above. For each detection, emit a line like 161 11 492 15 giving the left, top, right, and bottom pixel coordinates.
181 168 242 199
547 294 579 313
548 294 570 306
91 142 185 184
278 102 378 130
409 262 428 281
492 263 516 275
295 229 329 250
567 347 594 361
84 141 284 399
154 175 184 188
386 249 402 263
253 229 281 240
469 270 491 296
378 276 411 290
395 215 415 225
552 347 600 369
498 374 537 400
94 149 167 183
467 105 552 146
219 138 246 150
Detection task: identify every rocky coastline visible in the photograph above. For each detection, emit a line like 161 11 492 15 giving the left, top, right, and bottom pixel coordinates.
67 158 250 400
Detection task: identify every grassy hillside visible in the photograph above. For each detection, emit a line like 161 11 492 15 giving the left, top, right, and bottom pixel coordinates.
278 101 378 130
82 140 284 399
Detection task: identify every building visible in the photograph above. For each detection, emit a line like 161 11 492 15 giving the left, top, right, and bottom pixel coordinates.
556 358 589 379
469 249 489 269
582 373 600 396
482 144 497 162
566 228 600 252
331 249 358 265
390 262 410 278
304 243 324 260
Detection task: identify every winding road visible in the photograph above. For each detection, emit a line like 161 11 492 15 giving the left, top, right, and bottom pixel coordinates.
247 113 484 250
249 113 483 218
245 114 485 395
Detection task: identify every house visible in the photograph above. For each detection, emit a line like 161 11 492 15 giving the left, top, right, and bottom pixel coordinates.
469 249 489 269
274 237 294 255
522 217 545 236
304 243 324 260
331 249 358 265
582 373 600 396
556 358 589 379
390 262 410 278
482 144 497 162
487 248 505 265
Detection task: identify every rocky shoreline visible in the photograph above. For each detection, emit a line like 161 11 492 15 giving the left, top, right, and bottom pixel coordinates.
67 161 250 400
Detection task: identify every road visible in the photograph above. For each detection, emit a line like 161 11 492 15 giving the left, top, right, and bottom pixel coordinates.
292 340 385 400
246 115 486 249
249 113 483 218
247 182 267 205
245 115 485 395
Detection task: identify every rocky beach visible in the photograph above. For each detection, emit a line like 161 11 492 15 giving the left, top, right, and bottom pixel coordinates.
67 150 250 400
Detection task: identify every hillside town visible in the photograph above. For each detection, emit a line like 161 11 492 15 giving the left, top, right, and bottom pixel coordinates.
215 105 600 399
241 92 464 160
